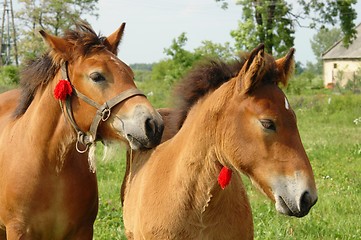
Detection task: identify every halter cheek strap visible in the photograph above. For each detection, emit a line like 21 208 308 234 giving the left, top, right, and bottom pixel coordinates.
60 62 145 153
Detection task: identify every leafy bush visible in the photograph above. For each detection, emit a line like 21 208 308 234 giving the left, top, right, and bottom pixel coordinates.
286 71 324 95
343 67 361 93
0 65 20 86
133 70 151 83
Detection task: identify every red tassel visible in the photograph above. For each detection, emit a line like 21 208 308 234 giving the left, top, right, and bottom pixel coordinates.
218 166 232 189
54 79 73 100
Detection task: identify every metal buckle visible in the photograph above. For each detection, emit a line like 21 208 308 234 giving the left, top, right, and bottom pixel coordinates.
101 108 111 121
76 132 90 153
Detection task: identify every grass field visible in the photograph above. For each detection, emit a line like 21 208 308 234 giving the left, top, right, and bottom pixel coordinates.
93 91 361 239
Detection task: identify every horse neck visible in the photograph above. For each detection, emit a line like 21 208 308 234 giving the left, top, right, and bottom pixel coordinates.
19 72 84 166
169 80 236 213
173 78 235 165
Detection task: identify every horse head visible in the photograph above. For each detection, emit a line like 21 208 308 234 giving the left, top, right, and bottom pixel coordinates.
39 22 164 150
218 44 317 217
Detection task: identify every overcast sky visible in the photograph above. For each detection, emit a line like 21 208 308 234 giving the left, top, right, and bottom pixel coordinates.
87 0 361 65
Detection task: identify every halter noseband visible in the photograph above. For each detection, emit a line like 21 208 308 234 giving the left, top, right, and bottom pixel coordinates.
60 62 145 153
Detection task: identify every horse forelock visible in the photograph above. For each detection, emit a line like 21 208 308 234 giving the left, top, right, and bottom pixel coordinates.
13 21 109 118
49 22 106 63
63 21 106 58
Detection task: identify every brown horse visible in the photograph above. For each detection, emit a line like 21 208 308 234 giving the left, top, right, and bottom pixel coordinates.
0 21 163 239
122 45 317 239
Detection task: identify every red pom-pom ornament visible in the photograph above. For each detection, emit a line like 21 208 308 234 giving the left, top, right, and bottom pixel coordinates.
218 166 232 189
54 79 73 100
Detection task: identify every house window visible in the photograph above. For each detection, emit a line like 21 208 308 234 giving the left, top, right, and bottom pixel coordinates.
333 63 337 68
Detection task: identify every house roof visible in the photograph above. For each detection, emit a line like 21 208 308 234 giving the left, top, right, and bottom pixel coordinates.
322 23 361 60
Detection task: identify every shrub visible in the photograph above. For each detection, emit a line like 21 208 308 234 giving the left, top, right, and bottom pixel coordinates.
0 65 20 86
286 70 325 95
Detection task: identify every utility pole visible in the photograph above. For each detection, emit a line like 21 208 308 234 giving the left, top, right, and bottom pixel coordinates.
0 0 18 66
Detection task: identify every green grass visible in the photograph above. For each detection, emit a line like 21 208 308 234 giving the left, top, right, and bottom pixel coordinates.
94 92 361 239
94 146 127 240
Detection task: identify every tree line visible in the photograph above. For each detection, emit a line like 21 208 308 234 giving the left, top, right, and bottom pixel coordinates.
0 0 358 91
9 0 359 64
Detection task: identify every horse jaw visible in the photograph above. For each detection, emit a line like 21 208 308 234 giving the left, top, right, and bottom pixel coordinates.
270 171 318 218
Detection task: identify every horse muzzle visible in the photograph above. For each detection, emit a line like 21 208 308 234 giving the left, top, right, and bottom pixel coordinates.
112 105 164 150
271 172 318 218
275 191 318 217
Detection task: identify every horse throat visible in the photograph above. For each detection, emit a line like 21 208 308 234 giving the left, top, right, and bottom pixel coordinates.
23 85 85 171
173 126 225 220
172 84 238 221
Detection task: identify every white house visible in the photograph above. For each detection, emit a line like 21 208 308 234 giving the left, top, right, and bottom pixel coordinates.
322 23 361 88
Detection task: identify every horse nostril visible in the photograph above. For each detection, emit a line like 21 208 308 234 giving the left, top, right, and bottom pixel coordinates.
299 191 315 213
145 118 156 137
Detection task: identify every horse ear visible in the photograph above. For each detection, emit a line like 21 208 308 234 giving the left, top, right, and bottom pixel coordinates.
275 48 295 86
103 22 126 55
238 43 265 94
39 30 70 61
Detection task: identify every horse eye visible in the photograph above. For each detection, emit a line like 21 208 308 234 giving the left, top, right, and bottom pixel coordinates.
260 119 276 131
89 72 105 82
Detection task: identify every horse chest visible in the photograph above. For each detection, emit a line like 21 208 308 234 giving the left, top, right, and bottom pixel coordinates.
0 157 98 239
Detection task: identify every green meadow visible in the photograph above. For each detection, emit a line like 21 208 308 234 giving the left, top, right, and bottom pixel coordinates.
0 78 357 239
94 91 361 239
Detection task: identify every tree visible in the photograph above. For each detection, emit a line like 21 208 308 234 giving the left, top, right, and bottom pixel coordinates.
146 33 199 107
194 40 235 62
16 0 99 62
216 0 357 55
310 27 342 73
163 32 200 73
155 32 236 87
230 0 294 56
298 0 357 47
160 32 202 84
148 33 236 107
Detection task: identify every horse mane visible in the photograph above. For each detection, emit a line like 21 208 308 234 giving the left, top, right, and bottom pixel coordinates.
13 21 107 118
168 57 246 130
168 50 282 131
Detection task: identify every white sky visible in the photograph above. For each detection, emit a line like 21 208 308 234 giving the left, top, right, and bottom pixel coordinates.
86 0 360 65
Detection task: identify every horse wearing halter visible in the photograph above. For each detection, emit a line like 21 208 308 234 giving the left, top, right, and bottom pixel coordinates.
55 62 145 153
